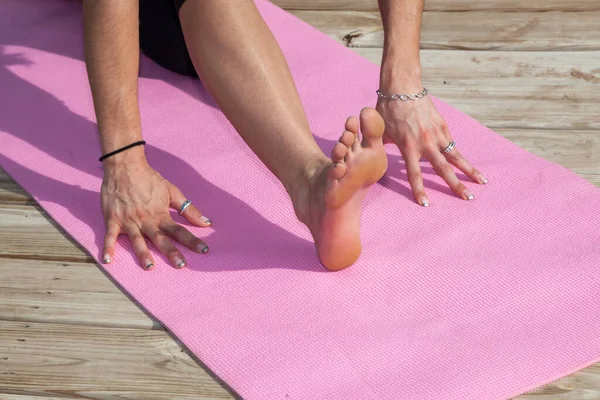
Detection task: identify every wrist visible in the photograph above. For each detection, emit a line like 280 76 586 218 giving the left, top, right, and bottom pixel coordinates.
379 61 423 93
102 144 148 175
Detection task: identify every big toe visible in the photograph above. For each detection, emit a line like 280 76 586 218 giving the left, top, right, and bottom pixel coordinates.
359 107 385 144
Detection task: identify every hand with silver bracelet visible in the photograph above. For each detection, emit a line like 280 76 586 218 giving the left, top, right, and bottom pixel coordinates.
376 87 487 206
377 0 487 207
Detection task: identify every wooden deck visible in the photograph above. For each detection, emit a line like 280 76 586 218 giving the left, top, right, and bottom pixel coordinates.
1 0 599 398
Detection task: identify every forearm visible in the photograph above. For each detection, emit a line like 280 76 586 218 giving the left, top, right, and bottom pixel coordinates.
83 0 144 165
377 0 424 92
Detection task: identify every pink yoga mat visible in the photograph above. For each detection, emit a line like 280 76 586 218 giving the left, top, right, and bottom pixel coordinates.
2 1 600 399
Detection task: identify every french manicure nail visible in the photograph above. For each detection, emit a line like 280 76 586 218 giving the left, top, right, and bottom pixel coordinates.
197 243 209 254
175 258 186 269
144 260 154 270
201 216 212 225
464 190 475 200
103 254 111 264
480 176 488 184
420 198 430 207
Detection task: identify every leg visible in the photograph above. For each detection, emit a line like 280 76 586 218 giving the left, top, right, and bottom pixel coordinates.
179 0 388 270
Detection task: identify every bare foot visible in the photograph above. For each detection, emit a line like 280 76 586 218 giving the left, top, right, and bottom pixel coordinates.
293 108 387 271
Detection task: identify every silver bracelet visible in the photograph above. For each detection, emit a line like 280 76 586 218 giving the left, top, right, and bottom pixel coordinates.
376 87 428 101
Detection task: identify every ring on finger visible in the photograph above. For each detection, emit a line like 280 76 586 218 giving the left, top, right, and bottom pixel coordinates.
178 199 192 216
442 141 456 154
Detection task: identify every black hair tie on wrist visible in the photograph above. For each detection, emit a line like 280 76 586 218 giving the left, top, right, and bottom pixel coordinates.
99 140 146 162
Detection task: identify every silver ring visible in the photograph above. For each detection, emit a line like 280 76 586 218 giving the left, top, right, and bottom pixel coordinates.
178 200 192 215
442 141 456 154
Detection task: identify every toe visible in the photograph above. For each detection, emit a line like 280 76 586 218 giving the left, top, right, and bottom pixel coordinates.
328 162 347 180
359 107 385 143
339 130 355 148
345 116 359 134
331 141 349 163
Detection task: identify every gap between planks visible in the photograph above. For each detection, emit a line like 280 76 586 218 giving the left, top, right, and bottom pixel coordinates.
273 0 600 12
0 319 598 399
0 320 234 399
291 10 600 51
0 258 159 331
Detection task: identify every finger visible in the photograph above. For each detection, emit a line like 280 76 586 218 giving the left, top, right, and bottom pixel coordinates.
444 148 488 185
141 223 187 269
439 119 453 142
402 149 429 207
168 185 212 227
426 149 474 200
123 223 155 270
102 220 120 264
161 219 209 254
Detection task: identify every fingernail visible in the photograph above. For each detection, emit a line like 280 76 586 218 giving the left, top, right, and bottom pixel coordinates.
201 216 212 225
196 243 209 254
420 198 430 207
175 258 186 269
103 254 111 264
144 260 154 270
464 190 475 200
480 176 488 184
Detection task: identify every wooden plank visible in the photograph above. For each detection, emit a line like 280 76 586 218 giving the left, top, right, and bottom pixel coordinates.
274 0 600 12
0 395 67 400
518 363 600 399
0 397 66 400
0 321 233 399
0 204 91 263
352 49 600 130
497 128 600 183
0 169 32 206
0 320 598 399
0 258 158 330
291 10 600 51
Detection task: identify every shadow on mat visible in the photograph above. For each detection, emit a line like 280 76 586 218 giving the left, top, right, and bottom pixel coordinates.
0 8 325 273
1 0 467 274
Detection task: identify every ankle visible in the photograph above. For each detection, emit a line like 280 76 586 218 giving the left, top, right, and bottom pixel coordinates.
284 153 329 190
285 155 330 220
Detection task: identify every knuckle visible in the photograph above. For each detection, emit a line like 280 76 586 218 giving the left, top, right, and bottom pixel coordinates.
127 228 142 239
190 206 202 216
442 164 455 175
420 130 434 144
158 221 174 234
435 162 452 176
402 139 418 152
438 120 449 132
167 224 182 235
454 183 467 194
107 210 121 222
407 169 422 182
446 151 460 163
168 250 182 260
170 186 184 198
424 144 439 156
150 230 165 243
